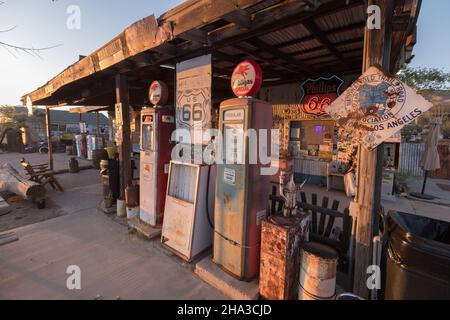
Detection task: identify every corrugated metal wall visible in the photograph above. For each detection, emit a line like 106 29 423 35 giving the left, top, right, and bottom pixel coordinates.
399 143 425 177
294 158 328 176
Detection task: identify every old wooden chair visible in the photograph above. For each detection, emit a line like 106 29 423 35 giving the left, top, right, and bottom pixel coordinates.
20 158 64 192
269 186 353 275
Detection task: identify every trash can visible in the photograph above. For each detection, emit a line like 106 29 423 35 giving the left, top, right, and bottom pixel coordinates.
100 160 120 203
384 211 450 300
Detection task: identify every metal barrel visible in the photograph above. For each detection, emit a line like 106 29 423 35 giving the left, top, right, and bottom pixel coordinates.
298 242 338 300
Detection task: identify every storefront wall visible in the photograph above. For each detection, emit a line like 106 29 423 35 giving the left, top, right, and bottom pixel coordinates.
260 79 354 185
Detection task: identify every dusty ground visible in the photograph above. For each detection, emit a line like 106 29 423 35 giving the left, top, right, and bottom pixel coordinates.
0 152 226 300
0 152 99 232
0 194 66 233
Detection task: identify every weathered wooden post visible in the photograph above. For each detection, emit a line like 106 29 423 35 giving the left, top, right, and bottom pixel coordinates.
352 0 393 298
45 106 54 171
115 74 132 198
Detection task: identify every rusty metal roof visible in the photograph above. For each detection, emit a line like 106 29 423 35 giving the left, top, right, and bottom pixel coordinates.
22 0 422 107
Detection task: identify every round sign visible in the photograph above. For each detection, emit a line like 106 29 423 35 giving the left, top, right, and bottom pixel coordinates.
148 80 169 106
231 60 263 97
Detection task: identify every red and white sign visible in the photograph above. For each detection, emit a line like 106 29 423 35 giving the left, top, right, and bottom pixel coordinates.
231 60 263 97
149 80 169 106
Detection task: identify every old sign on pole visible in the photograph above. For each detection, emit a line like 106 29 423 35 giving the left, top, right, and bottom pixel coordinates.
231 59 263 97
327 66 433 150
149 80 169 106
299 76 344 116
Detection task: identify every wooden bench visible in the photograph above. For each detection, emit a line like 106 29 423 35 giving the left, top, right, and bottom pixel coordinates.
20 158 64 192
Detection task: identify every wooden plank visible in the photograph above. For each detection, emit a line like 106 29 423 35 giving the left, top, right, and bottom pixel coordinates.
352 0 393 299
115 74 132 198
45 107 54 171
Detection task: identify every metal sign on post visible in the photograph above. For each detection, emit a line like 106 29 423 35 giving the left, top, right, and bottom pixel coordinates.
299 76 344 116
327 65 433 150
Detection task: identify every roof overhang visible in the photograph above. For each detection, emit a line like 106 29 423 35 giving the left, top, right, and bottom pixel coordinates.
22 0 423 108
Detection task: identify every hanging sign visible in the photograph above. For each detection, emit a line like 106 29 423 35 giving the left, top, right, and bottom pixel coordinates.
326 65 433 150
300 75 344 116
176 54 212 144
231 60 263 97
149 80 169 106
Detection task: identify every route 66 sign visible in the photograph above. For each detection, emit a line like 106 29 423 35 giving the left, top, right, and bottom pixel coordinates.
176 55 212 144
300 75 344 116
176 88 209 128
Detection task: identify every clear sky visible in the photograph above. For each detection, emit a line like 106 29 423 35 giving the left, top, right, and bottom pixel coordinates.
0 0 449 106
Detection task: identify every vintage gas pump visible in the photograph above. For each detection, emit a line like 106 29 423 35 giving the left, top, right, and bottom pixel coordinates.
161 54 215 262
213 60 273 281
139 81 175 227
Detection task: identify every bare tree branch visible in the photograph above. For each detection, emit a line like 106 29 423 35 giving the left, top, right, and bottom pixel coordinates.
0 0 62 58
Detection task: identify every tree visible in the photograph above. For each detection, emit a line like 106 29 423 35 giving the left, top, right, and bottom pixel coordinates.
0 105 45 146
398 67 450 91
398 67 450 139
0 1 61 57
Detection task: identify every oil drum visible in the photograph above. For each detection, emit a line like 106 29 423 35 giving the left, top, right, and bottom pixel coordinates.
299 242 338 300
100 159 120 202
68 157 80 173
92 149 109 170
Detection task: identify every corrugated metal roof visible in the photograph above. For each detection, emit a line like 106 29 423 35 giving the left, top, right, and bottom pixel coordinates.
281 39 322 54
314 3 365 32
259 23 311 45
245 0 282 14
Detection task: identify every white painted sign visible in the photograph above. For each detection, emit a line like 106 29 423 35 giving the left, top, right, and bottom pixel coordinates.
223 168 236 185
224 109 245 121
176 54 212 144
327 66 433 150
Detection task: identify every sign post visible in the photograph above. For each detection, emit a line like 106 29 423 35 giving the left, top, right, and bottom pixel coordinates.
326 0 432 299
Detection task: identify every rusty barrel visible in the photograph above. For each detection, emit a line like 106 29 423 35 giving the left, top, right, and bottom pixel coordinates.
299 242 338 300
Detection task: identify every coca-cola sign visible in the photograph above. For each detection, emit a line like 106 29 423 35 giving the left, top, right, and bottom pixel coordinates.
300 76 344 116
231 60 263 97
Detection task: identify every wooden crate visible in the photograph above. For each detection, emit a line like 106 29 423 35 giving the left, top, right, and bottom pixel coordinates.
259 214 310 300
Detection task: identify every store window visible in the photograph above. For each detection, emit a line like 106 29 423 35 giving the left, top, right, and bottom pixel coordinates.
289 120 335 160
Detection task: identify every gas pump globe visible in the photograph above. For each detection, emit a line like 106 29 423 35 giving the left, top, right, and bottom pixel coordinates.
139 81 175 227
213 60 273 281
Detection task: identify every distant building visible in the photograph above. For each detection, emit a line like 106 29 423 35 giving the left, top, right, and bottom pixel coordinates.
12 106 109 140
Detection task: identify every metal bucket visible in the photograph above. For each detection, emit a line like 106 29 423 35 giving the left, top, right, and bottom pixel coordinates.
299 242 338 300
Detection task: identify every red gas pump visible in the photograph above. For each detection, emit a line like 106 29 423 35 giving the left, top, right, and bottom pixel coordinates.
213 60 273 280
140 81 175 227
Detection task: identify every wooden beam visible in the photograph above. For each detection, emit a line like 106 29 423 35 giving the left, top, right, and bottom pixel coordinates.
45 107 54 171
115 74 132 198
178 29 209 44
222 9 253 29
352 0 393 299
233 43 299 73
246 38 316 73
212 0 364 49
302 19 350 68
277 21 366 49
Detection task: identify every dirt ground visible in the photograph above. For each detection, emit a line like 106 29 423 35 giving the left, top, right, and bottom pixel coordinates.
0 193 67 233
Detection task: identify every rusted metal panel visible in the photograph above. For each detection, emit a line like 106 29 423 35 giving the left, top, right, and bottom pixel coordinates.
399 142 425 177
259 214 310 300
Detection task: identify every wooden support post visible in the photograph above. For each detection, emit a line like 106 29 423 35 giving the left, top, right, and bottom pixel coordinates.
96 111 100 136
352 0 393 299
115 74 132 199
108 109 115 146
45 107 54 171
